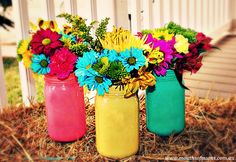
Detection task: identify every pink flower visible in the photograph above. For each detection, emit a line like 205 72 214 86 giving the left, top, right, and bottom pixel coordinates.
30 29 62 55
49 47 77 79
142 33 175 76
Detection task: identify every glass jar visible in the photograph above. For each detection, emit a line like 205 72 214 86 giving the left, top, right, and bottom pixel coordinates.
146 70 185 136
44 74 86 142
95 86 139 158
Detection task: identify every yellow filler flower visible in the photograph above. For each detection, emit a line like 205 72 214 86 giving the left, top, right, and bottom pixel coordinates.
99 26 149 53
17 39 32 68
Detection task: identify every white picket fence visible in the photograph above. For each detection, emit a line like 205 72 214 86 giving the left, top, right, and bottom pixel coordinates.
0 0 235 108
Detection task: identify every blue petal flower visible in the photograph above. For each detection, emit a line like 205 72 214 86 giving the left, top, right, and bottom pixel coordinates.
75 50 98 70
119 47 146 72
75 50 99 86
31 54 50 75
77 69 112 96
99 49 120 62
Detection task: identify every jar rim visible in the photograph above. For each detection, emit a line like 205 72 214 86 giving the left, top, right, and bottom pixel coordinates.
44 73 78 84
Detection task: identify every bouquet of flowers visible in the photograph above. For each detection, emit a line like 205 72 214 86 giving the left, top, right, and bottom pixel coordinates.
75 27 156 97
139 22 214 88
16 13 109 80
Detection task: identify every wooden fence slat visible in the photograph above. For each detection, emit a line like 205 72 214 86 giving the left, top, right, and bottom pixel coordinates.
162 0 171 25
96 0 116 31
0 44 7 109
141 0 152 29
152 0 162 28
188 0 196 29
12 0 36 106
46 0 55 20
115 0 129 29
181 0 189 28
129 0 141 33
64 0 78 15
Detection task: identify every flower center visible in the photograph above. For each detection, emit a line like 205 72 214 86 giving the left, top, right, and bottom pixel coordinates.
42 38 51 46
95 76 104 84
40 59 48 67
127 57 136 65
148 49 164 64
158 35 165 40
86 64 91 70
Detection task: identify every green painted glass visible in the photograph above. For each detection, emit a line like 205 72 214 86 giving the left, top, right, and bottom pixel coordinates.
146 70 185 136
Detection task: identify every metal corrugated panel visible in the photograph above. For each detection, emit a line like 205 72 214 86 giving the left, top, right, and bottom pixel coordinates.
184 36 236 98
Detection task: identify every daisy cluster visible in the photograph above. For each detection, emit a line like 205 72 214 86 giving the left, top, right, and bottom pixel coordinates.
140 22 213 77
75 27 156 97
17 14 108 80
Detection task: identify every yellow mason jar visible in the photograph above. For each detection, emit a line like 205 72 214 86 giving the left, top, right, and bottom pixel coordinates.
95 86 139 159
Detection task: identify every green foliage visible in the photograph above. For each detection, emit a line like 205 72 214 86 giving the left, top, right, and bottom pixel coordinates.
57 13 93 43
69 43 89 57
95 17 110 39
57 13 110 54
142 22 198 43
91 17 110 52
141 29 153 35
107 61 129 81
166 22 197 43
92 58 109 75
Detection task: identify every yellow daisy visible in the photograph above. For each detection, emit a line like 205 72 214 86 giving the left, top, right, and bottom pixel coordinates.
153 29 174 41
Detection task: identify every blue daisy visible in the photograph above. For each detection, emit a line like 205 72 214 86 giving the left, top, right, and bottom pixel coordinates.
75 50 98 85
119 47 146 72
99 49 120 62
31 54 50 75
82 69 112 96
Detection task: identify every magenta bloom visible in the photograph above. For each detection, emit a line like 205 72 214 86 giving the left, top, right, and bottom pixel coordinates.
49 47 77 80
31 29 62 55
144 33 175 76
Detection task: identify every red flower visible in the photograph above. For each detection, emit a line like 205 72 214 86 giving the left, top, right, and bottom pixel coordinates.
49 47 77 80
196 32 212 50
31 29 62 55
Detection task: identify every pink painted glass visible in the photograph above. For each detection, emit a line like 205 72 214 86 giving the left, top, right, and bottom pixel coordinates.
44 74 86 142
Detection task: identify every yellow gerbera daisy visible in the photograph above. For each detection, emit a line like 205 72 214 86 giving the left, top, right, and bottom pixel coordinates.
99 26 150 53
153 29 174 41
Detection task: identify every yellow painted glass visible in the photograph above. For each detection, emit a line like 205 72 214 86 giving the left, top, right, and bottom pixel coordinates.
95 87 139 159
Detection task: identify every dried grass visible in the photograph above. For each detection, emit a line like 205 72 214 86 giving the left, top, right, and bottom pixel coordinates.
0 96 236 161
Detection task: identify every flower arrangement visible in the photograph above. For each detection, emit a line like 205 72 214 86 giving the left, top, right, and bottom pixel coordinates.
139 22 214 88
17 14 109 80
75 27 156 97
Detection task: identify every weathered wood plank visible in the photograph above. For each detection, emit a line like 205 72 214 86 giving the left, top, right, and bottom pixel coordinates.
185 79 236 93
184 73 236 85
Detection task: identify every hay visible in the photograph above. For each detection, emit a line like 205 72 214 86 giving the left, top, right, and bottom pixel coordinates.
0 96 236 161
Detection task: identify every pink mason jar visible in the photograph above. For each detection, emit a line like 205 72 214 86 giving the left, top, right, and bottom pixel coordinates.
44 74 86 142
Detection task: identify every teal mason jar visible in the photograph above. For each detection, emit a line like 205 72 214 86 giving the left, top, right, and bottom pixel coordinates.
146 70 185 136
